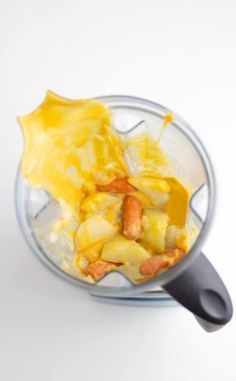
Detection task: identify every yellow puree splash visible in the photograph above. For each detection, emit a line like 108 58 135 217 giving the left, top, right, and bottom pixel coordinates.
19 92 190 283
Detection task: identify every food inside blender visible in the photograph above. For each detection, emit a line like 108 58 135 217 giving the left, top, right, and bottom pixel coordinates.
19 92 193 284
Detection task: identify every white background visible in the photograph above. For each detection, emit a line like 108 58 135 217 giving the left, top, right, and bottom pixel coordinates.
0 0 236 380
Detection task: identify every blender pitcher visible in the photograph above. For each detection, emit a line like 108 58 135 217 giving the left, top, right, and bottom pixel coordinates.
15 95 233 332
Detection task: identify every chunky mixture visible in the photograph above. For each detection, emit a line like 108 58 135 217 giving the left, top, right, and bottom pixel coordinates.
19 92 190 283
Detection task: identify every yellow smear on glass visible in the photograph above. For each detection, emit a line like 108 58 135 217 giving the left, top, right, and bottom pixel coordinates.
19 91 128 219
125 131 170 177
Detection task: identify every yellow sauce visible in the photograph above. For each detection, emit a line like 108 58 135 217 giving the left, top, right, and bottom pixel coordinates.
19 91 127 219
164 177 190 228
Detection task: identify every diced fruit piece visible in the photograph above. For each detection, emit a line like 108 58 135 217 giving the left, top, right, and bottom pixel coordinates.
144 190 169 207
139 209 168 253
95 170 113 184
86 261 116 281
165 225 182 249
165 225 188 252
118 264 147 282
96 177 136 193
139 256 169 276
164 177 190 228
101 235 151 266
128 177 170 207
128 177 170 193
80 192 118 212
77 241 105 262
176 231 188 252
76 255 88 271
122 195 142 240
75 215 116 251
132 191 153 208
141 215 151 230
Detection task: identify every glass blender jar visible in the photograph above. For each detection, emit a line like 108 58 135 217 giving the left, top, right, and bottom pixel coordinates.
15 95 233 332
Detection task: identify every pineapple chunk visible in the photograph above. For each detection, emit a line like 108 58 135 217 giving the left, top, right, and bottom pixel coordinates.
140 209 168 253
176 230 188 252
131 191 153 208
77 241 105 262
101 235 150 266
128 177 170 193
118 264 147 282
128 177 170 207
75 215 116 251
75 255 88 271
165 225 182 249
145 191 168 207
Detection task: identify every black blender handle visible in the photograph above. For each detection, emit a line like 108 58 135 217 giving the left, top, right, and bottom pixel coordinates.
163 253 233 332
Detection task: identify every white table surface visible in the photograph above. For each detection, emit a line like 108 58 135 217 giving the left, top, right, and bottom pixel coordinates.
1 1 236 380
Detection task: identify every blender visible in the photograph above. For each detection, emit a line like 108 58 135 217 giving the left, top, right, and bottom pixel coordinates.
15 95 233 332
